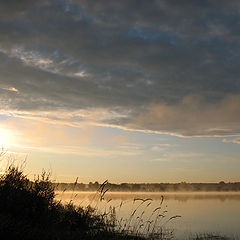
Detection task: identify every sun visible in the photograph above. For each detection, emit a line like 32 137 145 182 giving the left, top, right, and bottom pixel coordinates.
0 127 12 146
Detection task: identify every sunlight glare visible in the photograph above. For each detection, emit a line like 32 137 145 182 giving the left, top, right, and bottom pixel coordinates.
0 127 12 146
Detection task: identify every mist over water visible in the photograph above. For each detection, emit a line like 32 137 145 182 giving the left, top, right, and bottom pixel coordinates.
56 191 240 239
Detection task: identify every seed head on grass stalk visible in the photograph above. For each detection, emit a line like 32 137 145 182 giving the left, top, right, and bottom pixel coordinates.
89 180 108 206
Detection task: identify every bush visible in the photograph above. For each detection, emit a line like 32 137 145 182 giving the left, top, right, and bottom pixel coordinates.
0 166 143 240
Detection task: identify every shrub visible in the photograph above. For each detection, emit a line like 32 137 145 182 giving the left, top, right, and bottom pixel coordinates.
0 166 143 240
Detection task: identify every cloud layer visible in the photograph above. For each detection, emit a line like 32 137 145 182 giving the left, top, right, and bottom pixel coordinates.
1 0 240 136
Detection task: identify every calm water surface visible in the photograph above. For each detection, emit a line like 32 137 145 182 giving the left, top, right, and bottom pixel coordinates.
55 191 240 239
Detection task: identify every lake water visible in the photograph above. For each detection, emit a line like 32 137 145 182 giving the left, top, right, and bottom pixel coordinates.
55 191 240 239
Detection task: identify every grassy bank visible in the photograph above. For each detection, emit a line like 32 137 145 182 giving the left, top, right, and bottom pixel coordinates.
0 166 147 240
0 166 235 240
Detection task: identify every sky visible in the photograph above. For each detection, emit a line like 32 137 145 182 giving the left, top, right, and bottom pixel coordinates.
0 0 240 183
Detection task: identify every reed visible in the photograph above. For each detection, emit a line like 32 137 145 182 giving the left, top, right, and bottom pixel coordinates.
73 179 180 240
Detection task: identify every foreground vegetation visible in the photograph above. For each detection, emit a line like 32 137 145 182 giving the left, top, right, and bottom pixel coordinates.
0 165 236 240
0 166 145 240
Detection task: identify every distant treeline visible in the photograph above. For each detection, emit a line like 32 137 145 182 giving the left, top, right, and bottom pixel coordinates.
54 181 240 192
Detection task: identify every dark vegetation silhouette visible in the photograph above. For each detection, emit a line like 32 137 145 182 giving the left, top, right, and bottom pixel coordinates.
0 165 144 240
0 163 233 240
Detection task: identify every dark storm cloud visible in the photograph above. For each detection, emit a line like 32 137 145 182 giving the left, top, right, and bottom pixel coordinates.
0 0 240 136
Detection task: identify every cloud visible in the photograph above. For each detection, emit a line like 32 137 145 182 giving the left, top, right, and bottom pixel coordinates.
0 1 240 137
1 117 144 157
223 138 240 144
15 145 142 157
151 144 170 151
151 158 168 162
149 152 204 163
122 94 240 137
1 87 18 92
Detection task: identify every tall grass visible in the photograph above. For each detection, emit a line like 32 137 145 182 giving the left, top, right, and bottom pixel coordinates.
74 180 180 240
1 164 178 240
1 163 237 240
0 165 145 240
